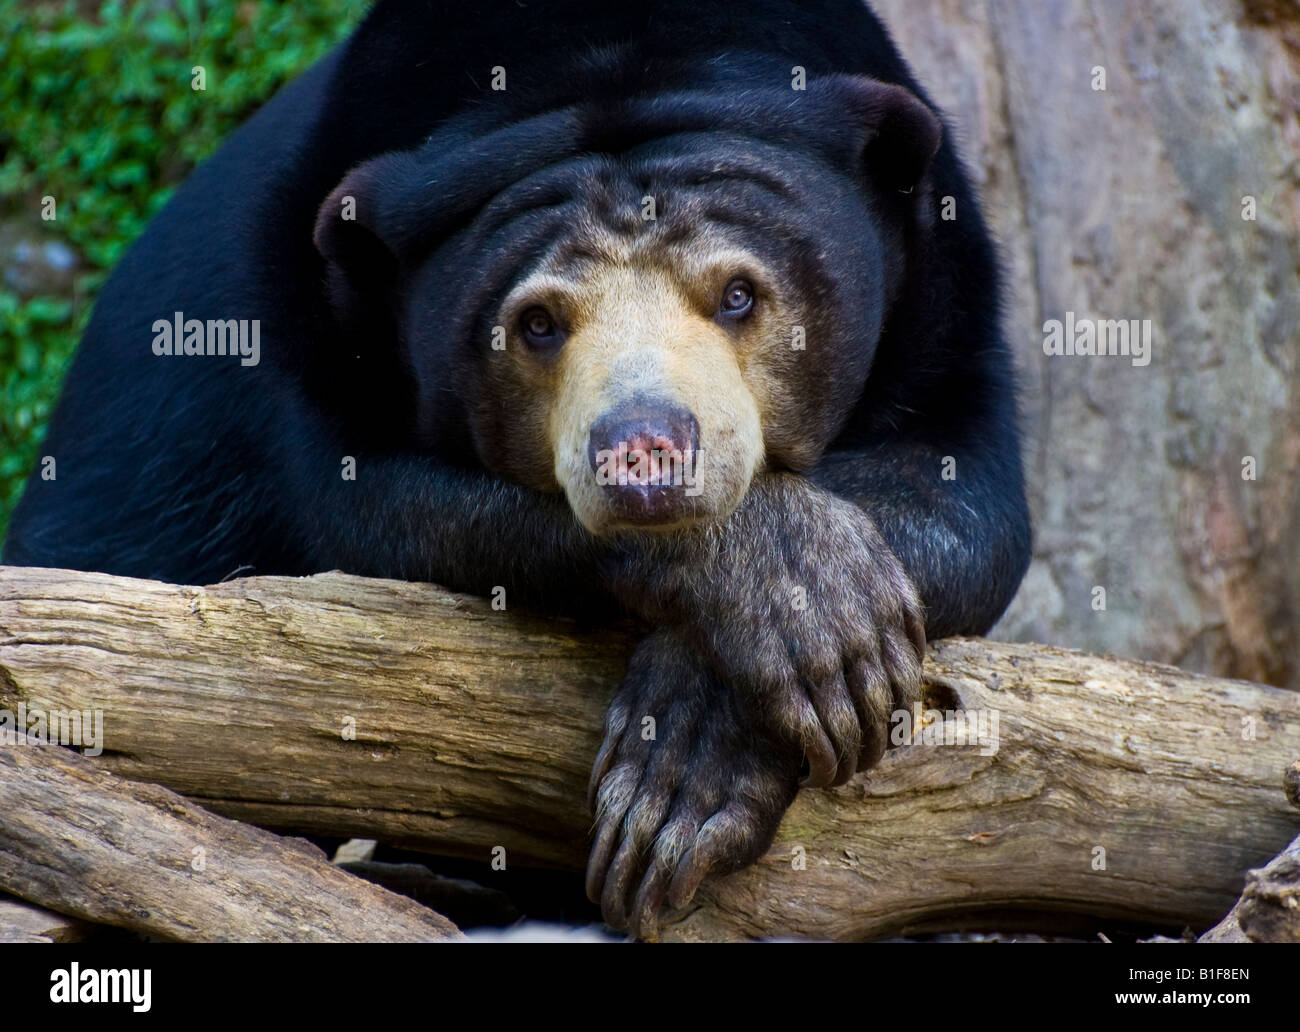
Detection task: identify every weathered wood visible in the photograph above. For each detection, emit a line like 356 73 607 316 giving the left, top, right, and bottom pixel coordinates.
1199 833 1300 943
0 565 634 867
0 735 460 942
1200 757 1300 942
0 897 90 943
1 564 1297 941
1233 836 1300 943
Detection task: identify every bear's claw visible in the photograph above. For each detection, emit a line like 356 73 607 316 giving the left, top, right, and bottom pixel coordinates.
586 627 800 939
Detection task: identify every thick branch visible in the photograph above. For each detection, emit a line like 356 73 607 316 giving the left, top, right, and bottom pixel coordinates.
1 565 1297 941
0 736 459 942
1198 832 1300 943
0 897 90 943
1199 759 1300 943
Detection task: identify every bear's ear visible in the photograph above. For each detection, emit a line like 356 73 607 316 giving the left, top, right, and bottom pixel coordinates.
313 151 424 299
832 77 943 194
313 107 589 320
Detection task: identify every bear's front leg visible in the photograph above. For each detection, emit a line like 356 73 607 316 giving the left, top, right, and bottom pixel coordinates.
586 627 802 940
610 473 927 790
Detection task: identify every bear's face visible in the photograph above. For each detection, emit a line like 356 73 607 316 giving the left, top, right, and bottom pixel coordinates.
459 138 893 535
494 245 769 534
315 76 941 536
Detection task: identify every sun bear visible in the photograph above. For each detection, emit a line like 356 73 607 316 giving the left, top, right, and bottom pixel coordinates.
4 0 1031 938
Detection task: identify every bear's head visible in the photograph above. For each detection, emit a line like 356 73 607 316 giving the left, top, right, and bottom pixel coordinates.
314 74 940 535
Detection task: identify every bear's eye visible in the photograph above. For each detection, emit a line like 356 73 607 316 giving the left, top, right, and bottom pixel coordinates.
719 279 754 318
520 307 562 348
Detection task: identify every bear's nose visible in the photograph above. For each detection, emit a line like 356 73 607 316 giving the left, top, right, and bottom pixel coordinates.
587 402 701 525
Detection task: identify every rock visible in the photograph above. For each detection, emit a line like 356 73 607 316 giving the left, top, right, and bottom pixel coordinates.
331 838 378 864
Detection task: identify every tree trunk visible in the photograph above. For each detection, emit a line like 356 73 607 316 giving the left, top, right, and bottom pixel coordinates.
871 0 1300 689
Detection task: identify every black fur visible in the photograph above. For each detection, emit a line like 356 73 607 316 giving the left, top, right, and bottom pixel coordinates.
4 0 1031 936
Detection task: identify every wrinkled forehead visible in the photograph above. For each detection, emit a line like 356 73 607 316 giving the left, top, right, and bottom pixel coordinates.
507 135 839 290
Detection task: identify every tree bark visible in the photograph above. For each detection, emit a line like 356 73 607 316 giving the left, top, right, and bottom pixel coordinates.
1199 755 1300 942
1 565 1297 941
0 897 90 943
1198 832 1300 942
871 0 1300 690
0 734 460 942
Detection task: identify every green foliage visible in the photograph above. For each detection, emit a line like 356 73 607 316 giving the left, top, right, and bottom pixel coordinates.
0 0 367 543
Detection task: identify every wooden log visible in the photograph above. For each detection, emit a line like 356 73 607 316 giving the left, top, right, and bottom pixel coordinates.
1198 832 1300 943
1 564 1298 941
1199 757 1300 942
1230 835 1300 943
0 736 460 942
0 897 90 943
